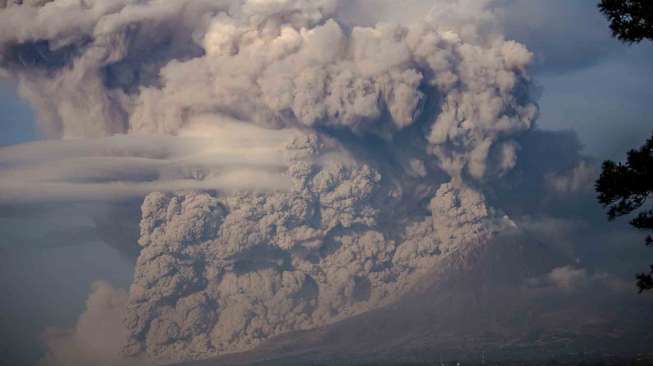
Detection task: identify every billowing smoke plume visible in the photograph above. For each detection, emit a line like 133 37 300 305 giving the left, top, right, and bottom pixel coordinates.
0 0 540 363
121 133 517 362
0 0 536 180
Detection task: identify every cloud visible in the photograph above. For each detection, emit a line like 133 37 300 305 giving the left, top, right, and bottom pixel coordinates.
546 160 597 194
0 116 296 203
528 265 632 293
547 266 589 291
40 281 153 366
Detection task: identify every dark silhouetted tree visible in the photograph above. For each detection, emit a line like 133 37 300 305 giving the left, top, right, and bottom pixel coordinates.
598 0 653 43
596 0 653 293
596 135 653 292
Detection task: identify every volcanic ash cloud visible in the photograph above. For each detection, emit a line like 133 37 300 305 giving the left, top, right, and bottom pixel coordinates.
0 0 537 363
124 133 513 362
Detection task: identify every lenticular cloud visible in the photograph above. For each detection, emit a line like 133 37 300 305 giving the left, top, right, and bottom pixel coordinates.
0 0 538 363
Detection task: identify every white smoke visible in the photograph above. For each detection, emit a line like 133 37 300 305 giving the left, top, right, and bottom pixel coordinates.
0 0 542 363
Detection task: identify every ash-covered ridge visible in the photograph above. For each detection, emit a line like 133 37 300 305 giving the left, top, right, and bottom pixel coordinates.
123 133 510 363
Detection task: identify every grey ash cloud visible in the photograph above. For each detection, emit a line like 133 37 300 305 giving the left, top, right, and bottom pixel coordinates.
0 1 650 365
122 134 512 362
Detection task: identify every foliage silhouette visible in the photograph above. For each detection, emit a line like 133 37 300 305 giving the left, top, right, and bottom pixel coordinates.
596 0 653 292
596 135 653 292
598 0 653 43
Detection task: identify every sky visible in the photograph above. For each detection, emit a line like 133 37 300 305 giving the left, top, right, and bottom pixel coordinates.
503 0 653 161
0 1 652 365
0 79 37 146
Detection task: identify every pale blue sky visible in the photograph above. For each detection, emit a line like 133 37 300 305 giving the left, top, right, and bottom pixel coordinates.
0 80 37 146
